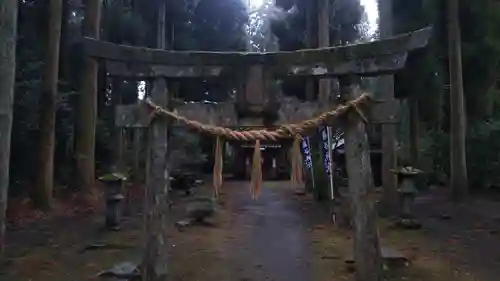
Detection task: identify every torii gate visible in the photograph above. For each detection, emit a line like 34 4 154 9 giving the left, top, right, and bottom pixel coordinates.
82 26 431 280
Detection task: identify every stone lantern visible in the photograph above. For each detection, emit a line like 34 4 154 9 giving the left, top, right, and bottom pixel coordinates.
98 172 127 230
391 166 423 229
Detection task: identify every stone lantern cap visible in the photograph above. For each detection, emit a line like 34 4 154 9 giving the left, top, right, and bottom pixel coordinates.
390 166 423 176
99 172 128 183
391 166 422 194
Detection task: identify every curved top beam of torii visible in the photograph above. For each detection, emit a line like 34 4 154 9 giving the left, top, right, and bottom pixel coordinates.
82 27 432 78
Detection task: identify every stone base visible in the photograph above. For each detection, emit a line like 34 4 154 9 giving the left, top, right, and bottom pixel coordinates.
293 189 307 196
97 261 140 279
84 242 131 252
105 224 121 231
345 246 409 272
175 218 193 231
175 217 217 231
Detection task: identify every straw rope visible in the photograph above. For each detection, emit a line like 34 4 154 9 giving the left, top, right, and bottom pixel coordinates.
250 140 263 199
212 136 223 197
290 136 304 189
144 93 370 141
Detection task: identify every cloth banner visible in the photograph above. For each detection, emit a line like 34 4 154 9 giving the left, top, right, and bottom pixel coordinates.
320 126 331 175
300 137 313 169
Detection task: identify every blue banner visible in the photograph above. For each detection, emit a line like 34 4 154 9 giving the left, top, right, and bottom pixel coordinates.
320 127 331 175
300 137 313 169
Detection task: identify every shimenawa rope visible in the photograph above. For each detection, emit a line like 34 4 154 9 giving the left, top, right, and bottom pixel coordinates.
250 140 263 199
144 93 370 141
290 136 304 190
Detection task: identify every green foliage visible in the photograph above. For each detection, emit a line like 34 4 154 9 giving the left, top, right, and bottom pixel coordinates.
190 0 248 51
459 0 500 120
271 0 365 100
330 0 365 44
271 0 364 49
420 119 500 189
419 130 449 180
395 0 500 128
102 1 149 45
168 129 208 173
393 0 500 193
466 120 500 189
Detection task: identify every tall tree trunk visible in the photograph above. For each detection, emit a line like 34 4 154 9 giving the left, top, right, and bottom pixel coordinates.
378 0 399 216
59 0 70 82
340 76 382 281
35 0 63 209
0 0 18 254
133 127 143 183
447 0 468 200
409 98 419 165
75 0 101 191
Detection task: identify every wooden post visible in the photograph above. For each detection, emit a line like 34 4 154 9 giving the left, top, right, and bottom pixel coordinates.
133 81 148 184
409 98 419 165
305 0 316 101
339 75 382 281
133 128 143 183
142 78 169 281
317 0 330 103
142 77 169 280
378 0 399 215
142 2 169 281
75 0 101 191
112 78 124 171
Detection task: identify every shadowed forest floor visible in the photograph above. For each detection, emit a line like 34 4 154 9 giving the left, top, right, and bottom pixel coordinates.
1 181 500 280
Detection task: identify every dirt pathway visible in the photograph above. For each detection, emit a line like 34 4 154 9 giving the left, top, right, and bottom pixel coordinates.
220 181 313 281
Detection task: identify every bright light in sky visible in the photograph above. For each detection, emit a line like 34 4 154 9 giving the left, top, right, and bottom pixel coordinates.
245 0 379 42
248 0 264 9
360 0 379 37
247 0 378 33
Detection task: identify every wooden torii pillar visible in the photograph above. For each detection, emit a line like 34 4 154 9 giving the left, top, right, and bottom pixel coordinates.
379 0 400 215
82 27 431 281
